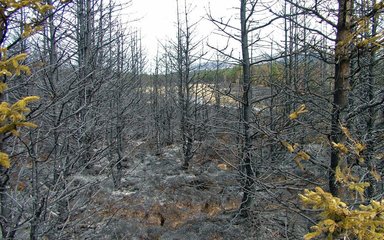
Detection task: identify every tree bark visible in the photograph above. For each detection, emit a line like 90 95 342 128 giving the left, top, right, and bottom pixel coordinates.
329 0 353 197
239 0 255 218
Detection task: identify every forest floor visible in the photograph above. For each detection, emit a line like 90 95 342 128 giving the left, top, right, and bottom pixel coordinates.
73 141 255 240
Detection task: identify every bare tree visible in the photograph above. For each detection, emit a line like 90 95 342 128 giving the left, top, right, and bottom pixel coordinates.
167 0 208 169
208 0 280 218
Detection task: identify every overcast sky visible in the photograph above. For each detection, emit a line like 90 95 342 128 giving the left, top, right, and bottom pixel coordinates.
127 0 237 68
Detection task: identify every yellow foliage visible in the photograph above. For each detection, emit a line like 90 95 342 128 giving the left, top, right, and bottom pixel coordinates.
335 165 358 184
335 165 346 184
294 150 310 170
295 151 310 161
0 0 54 15
299 187 349 216
373 1 384 11
348 182 370 200
0 69 12 76
335 165 369 199
370 169 381 182
0 152 10 168
289 104 308 120
0 53 31 77
0 96 40 135
281 141 309 170
22 24 44 39
341 125 366 156
358 157 365 164
281 141 297 153
303 230 322 240
339 11 384 52
304 219 339 240
300 187 384 239
0 82 7 93
331 142 349 154
355 17 384 49
294 107 383 239
0 1 51 170
290 114 383 240
341 125 352 140
354 142 366 155
18 121 38 128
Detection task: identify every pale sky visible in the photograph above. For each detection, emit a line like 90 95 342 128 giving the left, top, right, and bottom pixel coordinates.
127 0 237 68
123 0 293 72
119 0 335 72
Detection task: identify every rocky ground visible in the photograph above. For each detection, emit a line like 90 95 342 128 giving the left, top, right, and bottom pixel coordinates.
70 142 253 240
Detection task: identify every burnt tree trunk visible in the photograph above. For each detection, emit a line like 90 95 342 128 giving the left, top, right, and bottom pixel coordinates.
329 0 353 197
239 0 255 218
